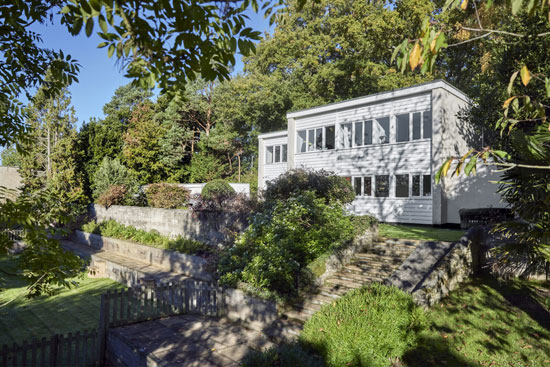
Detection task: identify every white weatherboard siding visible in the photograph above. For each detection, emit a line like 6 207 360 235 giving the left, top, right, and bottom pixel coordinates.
349 197 433 224
259 134 288 189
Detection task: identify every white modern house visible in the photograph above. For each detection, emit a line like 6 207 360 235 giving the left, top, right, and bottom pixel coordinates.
258 80 505 225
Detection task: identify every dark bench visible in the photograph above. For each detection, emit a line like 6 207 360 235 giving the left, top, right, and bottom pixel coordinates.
459 208 514 229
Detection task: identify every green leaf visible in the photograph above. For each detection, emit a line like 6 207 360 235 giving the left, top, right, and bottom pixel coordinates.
107 44 115 58
97 41 108 48
85 17 94 37
545 77 550 97
508 70 518 95
98 14 108 33
492 150 512 160
464 156 477 176
511 0 523 14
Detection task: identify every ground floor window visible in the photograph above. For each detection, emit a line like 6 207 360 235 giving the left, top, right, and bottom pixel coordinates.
351 176 373 196
266 144 287 164
375 175 390 197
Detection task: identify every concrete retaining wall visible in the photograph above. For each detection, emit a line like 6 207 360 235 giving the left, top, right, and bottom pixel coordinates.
89 204 248 246
71 230 211 281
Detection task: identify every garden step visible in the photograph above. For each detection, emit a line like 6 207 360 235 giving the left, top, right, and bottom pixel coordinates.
300 293 336 307
324 277 363 290
344 263 398 275
291 300 322 315
341 267 394 279
354 253 409 264
318 285 350 298
364 247 414 257
331 272 385 284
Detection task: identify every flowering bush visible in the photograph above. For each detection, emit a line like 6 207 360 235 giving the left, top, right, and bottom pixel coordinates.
145 183 189 209
96 185 128 208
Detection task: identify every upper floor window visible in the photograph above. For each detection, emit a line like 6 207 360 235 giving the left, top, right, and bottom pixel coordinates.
396 111 432 142
297 125 335 153
266 144 287 164
341 117 387 148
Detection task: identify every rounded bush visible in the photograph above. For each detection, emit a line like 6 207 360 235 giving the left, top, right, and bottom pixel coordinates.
201 179 236 205
145 183 189 209
263 168 354 205
300 283 427 367
96 185 128 208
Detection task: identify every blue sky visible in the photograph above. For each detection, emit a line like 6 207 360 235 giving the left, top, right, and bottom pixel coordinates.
28 9 274 128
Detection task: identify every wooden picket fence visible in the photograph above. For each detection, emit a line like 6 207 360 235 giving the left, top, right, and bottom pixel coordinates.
0 329 99 367
1 279 225 367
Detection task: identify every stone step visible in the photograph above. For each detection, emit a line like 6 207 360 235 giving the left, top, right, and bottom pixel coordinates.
318 285 349 298
344 263 398 275
364 247 414 257
354 253 409 264
331 272 385 284
299 293 336 307
372 240 418 250
324 277 364 290
340 267 394 280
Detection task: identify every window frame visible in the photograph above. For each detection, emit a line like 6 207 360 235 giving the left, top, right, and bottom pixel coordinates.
265 143 288 164
395 174 410 198
296 125 336 153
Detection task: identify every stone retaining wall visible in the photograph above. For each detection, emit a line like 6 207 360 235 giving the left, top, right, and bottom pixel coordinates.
71 230 211 281
387 233 474 307
89 204 248 246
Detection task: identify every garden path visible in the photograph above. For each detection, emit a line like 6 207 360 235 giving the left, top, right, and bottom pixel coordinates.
109 314 275 366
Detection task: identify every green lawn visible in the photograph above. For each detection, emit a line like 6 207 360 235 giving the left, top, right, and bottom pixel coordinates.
0 255 124 346
404 277 550 367
379 223 464 242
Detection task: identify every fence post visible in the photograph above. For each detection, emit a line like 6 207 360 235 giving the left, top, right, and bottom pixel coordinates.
98 292 109 366
49 335 58 367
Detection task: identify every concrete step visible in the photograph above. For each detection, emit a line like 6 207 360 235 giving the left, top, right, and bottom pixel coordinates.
318 285 349 298
281 309 310 324
344 263 397 275
330 271 385 284
324 277 363 290
61 240 189 287
364 246 414 257
339 267 393 281
354 253 409 264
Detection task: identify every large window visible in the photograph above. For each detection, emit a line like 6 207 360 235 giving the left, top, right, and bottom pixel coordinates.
423 174 432 196
373 117 390 144
395 174 409 197
297 125 335 152
340 123 352 148
412 175 420 196
423 111 432 139
351 120 373 147
396 114 410 142
266 144 287 164
375 175 389 197
351 176 373 197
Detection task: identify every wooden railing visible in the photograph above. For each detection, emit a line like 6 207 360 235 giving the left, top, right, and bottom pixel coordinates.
0 329 99 367
0 280 225 366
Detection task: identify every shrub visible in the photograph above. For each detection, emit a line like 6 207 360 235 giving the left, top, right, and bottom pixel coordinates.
201 179 236 207
145 183 189 209
263 168 355 205
301 283 427 367
92 157 138 200
218 191 355 297
96 185 128 208
81 220 211 255
241 342 324 367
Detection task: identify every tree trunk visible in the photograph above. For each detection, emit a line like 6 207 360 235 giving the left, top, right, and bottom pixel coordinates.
238 154 241 182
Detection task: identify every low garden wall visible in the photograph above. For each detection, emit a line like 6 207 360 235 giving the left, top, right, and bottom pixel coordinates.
386 232 474 307
71 230 212 281
89 204 248 246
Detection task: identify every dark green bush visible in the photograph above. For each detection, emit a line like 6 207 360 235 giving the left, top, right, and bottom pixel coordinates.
201 179 236 206
263 168 355 205
96 185 128 208
81 220 210 255
301 283 427 367
218 191 355 297
145 183 189 209
241 342 324 367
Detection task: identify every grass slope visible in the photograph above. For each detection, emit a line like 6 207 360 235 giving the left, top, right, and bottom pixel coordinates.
379 223 464 242
0 255 124 346
405 277 550 367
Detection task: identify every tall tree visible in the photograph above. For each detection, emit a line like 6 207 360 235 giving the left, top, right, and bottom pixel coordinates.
394 0 550 267
0 145 23 167
122 101 167 185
